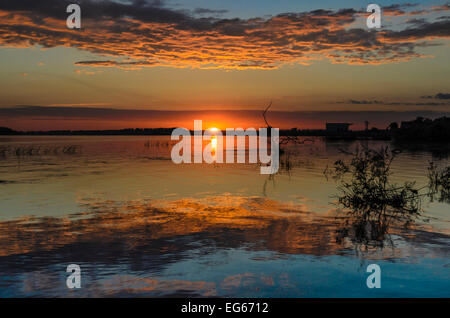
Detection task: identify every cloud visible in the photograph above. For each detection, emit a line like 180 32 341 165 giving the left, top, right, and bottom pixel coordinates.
421 93 450 99
436 93 450 99
387 101 450 106
431 4 450 12
193 8 228 16
383 3 450 17
1 106 449 131
1 104 449 132
381 19 450 42
74 68 104 75
0 0 449 69
339 98 450 106
74 60 159 69
383 3 420 17
344 100 384 104
1 105 448 119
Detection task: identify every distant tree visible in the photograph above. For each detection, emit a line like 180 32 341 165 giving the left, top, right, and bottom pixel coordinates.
394 116 450 141
415 116 424 124
0 127 17 135
388 122 398 130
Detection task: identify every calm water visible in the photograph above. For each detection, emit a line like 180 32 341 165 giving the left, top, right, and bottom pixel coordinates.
0 136 448 297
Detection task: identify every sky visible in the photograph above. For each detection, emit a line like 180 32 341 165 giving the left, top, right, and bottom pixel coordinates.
0 0 449 130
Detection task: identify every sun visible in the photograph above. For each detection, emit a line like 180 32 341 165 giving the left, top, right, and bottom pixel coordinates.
211 135 217 150
207 128 219 151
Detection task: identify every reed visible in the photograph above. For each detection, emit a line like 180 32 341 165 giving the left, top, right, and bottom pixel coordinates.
0 145 81 158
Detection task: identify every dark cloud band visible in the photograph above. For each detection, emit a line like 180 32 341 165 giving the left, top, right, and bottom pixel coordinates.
0 0 449 69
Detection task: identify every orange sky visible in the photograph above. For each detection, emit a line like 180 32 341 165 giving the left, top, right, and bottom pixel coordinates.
0 1 449 130
1 107 448 131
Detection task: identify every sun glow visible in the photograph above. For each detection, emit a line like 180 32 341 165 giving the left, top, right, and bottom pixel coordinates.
211 135 217 151
207 127 220 152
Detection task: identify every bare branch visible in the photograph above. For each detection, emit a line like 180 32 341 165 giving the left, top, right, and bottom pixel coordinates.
262 101 272 128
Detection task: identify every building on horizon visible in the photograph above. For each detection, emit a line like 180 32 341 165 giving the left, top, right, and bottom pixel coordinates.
325 123 352 133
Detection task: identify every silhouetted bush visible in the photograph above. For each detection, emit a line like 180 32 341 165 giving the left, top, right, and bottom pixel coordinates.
325 147 421 218
326 146 450 249
428 162 450 203
394 116 450 141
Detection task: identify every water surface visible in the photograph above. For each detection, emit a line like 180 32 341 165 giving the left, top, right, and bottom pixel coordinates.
0 136 448 297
